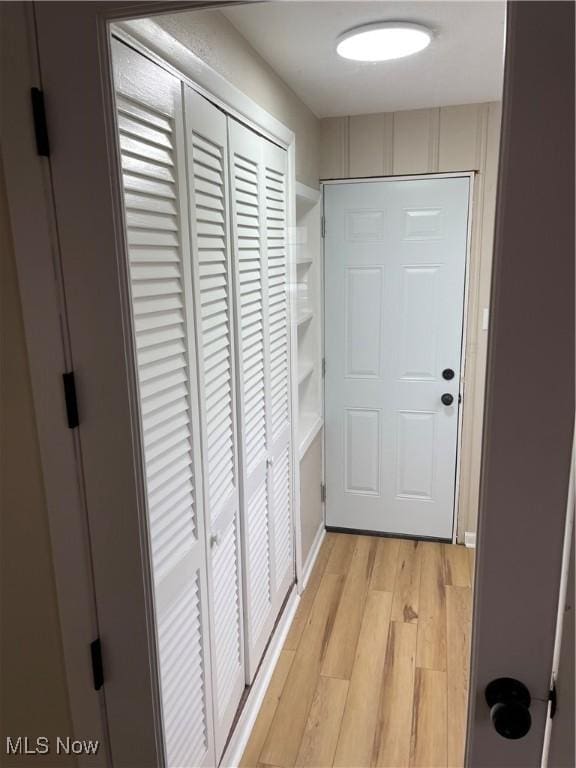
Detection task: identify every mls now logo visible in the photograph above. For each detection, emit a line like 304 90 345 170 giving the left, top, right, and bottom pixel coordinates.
6 737 99 755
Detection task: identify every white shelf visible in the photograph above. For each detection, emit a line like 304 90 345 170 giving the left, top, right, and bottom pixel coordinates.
296 257 313 266
299 413 323 459
295 181 321 209
297 309 314 326
298 361 314 385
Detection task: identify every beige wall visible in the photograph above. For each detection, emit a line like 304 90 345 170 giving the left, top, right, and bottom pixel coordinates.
155 10 320 188
0 158 75 765
320 103 502 538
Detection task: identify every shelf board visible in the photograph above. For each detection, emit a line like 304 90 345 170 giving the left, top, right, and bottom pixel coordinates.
298 361 315 385
297 309 314 326
295 181 321 209
299 413 323 459
296 257 313 266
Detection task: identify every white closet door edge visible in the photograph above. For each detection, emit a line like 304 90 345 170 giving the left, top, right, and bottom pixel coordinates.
220 586 299 768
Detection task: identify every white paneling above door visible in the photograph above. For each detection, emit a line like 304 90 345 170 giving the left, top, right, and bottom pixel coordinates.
324 176 470 539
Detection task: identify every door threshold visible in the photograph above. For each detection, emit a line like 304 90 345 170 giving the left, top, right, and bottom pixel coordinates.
325 525 451 544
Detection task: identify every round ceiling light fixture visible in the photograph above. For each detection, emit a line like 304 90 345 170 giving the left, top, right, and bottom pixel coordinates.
336 22 433 62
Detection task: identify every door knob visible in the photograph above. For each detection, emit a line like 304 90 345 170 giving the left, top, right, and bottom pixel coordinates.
442 368 455 380
485 678 532 739
441 393 454 406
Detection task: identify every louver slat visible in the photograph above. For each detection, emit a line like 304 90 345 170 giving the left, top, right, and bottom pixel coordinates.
114 38 214 768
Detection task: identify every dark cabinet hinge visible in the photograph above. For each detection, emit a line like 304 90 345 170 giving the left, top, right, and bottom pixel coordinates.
90 638 104 691
320 482 326 503
549 681 557 718
62 372 79 429
31 88 50 157
321 215 326 238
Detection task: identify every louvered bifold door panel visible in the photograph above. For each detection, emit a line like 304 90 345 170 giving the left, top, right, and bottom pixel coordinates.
112 40 215 768
228 120 294 681
183 87 245 760
261 140 294 608
228 120 275 682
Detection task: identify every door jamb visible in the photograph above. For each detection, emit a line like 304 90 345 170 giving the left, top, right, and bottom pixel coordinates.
321 171 475 543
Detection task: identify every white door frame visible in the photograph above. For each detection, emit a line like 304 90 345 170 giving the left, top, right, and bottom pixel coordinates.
322 172 474 544
2 2 573 767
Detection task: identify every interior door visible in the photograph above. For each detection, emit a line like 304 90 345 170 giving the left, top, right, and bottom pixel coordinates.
228 118 293 682
112 40 216 768
324 176 470 539
183 86 245 760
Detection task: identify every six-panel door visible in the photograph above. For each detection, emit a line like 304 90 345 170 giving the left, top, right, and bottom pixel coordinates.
324 177 470 539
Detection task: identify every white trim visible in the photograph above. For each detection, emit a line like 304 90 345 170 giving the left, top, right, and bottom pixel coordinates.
465 531 477 548
300 525 326 592
322 171 477 185
220 587 300 768
321 172 475 544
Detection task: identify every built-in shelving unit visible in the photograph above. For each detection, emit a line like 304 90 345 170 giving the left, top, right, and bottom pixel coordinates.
294 182 323 459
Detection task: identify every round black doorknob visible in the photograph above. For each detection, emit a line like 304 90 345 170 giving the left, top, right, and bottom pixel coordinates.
485 678 532 740
441 393 454 406
442 368 455 380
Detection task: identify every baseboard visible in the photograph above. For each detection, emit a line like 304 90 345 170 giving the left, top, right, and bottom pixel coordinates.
464 531 477 548
300 525 326 592
220 586 300 768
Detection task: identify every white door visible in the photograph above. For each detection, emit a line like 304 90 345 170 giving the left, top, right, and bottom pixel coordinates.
183 86 245 760
112 41 216 768
324 176 470 539
228 118 293 682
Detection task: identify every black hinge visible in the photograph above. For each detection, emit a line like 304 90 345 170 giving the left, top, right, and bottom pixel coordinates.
320 482 326 503
90 638 104 691
31 88 50 157
62 372 79 429
321 216 326 238
549 681 557 718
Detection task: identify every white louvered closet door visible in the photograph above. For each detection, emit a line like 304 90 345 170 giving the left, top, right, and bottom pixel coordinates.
228 119 294 682
112 41 215 768
183 87 245 760
261 139 294 613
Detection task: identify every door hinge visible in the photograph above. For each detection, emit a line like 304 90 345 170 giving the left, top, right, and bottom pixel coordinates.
90 638 104 691
31 88 50 157
62 371 80 429
322 358 326 377
320 482 326 503
321 215 326 238
549 680 557 719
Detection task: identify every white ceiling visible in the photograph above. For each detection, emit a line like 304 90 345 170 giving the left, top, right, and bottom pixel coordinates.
222 1 506 117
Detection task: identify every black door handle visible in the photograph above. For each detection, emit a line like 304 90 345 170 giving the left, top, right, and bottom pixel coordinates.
442 368 455 380
485 678 532 739
441 393 454 406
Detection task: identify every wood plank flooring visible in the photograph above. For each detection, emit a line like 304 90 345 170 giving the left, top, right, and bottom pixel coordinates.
241 533 475 768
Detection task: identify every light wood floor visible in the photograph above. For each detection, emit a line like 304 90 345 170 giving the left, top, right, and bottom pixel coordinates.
241 533 474 768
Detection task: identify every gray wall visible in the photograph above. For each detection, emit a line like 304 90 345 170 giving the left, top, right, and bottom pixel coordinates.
0 156 75 766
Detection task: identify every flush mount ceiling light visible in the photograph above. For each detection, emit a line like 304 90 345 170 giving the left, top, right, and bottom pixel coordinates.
336 22 433 62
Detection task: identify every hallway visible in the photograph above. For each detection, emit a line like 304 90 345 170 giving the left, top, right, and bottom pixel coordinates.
241 533 474 768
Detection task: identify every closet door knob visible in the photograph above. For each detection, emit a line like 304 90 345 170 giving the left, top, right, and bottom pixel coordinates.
210 533 220 549
485 678 532 740
441 393 454 406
